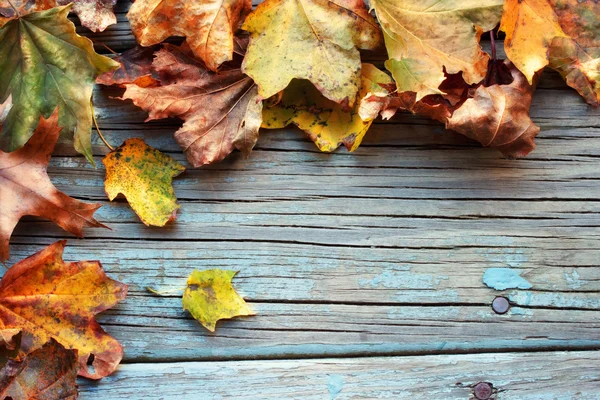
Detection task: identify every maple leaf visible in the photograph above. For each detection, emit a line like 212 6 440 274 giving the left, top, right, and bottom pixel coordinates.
262 64 394 152
370 0 503 100
446 60 540 158
501 0 600 106
0 110 105 262
97 46 160 88
183 269 255 332
0 241 128 379
127 0 251 71
0 5 119 163
121 43 262 167
0 340 78 399
103 138 186 227
0 0 117 31
242 0 382 106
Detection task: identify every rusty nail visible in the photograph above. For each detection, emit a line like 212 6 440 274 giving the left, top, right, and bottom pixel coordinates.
473 382 493 399
492 296 510 314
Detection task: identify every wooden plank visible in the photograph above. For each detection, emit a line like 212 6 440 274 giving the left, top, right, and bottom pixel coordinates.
77 351 600 399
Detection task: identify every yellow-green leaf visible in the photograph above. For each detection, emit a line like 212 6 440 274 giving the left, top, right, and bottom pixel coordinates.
262 64 394 152
242 0 382 106
371 0 503 100
102 138 185 227
0 5 118 163
182 269 255 332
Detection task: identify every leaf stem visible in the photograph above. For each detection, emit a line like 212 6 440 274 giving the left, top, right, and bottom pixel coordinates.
146 286 186 296
91 104 114 151
490 30 497 61
5 0 20 17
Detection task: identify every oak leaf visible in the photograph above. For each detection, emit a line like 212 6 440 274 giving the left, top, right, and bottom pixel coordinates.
370 0 503 100
96 46 160 88
501 0 600 106
0 5 118 163
0 0 117 31
242 0 382 106
103 138 185 226
0 110 105 262
446 60 540 158
262 64 394 152
121 43 262 167
183 269 255 332
0 340 78 399
127 0 251 71
0 241 128 379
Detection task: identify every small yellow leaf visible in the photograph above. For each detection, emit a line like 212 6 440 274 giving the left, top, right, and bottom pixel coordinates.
182 269 255 332
262 64 394 152
102 138 185 227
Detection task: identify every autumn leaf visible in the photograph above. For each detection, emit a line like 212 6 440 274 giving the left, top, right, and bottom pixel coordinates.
103 138 185 226
262 64 394 152
0 241 128 379
242 0 382 106
183 269 255 332
127 0 251 71
0 340 78 399
0 0 117 31
97 46 160 88
0 110 105 262
0 5 119 163
370 0 503 100
446 60 540 158
121 43 262 167
501 0 600 106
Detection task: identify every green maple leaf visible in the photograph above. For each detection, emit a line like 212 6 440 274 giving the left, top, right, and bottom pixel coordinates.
0 5 118 164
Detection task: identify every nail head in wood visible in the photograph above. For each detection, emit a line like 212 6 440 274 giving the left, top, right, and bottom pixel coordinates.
473 382 493 399
492 296 510 314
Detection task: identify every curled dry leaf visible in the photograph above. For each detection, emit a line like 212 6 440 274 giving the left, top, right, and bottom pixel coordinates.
97 46 159 88
242 0 382 106
0 0 117 32
263 64 394 152
446 60 540 158
501 0 600 106
0 340 78 399
0 241 128 379
0 110 105 262
128 0 251 71
121 43 262 167
0 5 119 163
103 138 186 227
182 269 255 332
370 0 503 100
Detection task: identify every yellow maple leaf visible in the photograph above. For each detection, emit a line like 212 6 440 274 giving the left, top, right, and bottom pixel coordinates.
103 138 185 227
242 0 382 106
183 269 255 332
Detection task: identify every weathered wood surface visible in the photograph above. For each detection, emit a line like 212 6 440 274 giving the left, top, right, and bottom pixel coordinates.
78 351 600 399
4 0 600 397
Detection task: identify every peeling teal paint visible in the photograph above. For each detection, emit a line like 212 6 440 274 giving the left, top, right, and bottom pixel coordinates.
564 270 583 289
327 374 344 399
509 291 600 309
483 268 532 290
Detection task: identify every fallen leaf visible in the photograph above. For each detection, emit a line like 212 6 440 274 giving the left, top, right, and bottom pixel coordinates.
242 0 382 106
127 0 251 71
0 241 128 379
97 46 159 87
122 43 262 167
0 5 119 163
0 0 117 31
370 0 503 100
183 269 255 332
501 0 599 106
0 110 105 262
0 340 78 399
446 60 540 157
262 64 394 152
103 138 186 226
